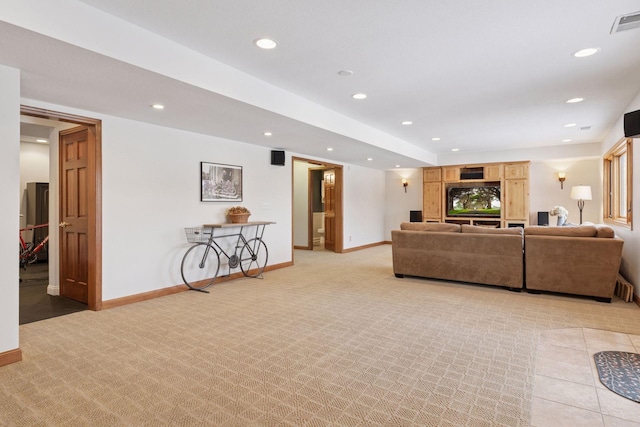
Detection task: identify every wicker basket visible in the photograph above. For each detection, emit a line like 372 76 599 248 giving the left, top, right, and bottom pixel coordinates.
184 227 213 243
227 213 251 224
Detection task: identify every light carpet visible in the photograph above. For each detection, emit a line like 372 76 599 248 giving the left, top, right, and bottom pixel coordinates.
2 245 640 426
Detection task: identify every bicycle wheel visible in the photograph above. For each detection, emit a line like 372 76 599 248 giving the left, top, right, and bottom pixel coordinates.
239 238 268 278
27 252 38 264
180 243 221 290
20 248 37 267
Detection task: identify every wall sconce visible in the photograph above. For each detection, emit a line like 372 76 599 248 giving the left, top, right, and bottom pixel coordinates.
558 172 566 189
402 178 408 193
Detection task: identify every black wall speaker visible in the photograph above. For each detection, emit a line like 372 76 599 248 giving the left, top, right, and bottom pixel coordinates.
537 211 549 226
624 109 640 138
270 150 285 166
409 210 423 222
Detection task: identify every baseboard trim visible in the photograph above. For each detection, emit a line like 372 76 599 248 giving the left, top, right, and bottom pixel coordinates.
101 285 187 309
265 260 294 271
634 292 640 308
0 348 22 367
47 284 60 296
342 241 387 253
102 260 293 309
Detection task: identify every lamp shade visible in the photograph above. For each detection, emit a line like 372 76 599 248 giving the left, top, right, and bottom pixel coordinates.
570 185 592 200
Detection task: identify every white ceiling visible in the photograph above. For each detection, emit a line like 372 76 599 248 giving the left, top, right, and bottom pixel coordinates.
6 0 640 169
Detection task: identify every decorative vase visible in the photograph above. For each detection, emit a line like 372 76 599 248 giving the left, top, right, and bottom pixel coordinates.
228 213 250 224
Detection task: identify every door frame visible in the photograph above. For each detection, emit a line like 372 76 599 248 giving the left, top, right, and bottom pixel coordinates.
292 157 343 253
21 105 102 311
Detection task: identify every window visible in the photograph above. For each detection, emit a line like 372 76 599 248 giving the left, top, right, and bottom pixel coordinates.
603 137 633 228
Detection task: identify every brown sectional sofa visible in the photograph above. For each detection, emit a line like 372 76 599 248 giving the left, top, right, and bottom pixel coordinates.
392 223 525 290
391 222 623 302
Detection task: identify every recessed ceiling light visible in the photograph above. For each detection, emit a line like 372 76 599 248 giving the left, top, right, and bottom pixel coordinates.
151 104 164 110
327 147 334 151
254 38 277 49
564 123 577 127
36 139 48 143
432 137 441 141
263 131 272 136
451 148 459 152
352 93 367 100
395 165 401 168
566 97 585 103
367 157 373 161
573 48 600 58
337 70 353 76
401 121 413 125
562 139 573 142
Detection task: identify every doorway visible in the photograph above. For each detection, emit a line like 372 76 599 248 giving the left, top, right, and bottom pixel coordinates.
292 157 343 253
20 106 102 315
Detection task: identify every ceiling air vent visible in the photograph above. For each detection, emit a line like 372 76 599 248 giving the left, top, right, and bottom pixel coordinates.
611 11 640 34
579 126 592 131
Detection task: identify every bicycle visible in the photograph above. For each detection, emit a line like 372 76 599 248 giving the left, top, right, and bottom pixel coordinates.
180 222 273 292
19 223 49 269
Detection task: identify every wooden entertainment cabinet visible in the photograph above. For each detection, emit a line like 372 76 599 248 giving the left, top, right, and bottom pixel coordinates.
423 161 530 228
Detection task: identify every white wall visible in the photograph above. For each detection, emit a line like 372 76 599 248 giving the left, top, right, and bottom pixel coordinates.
601 89 640 294
101 117 293 300
529 158 601 225
342 164 386 248
384 168 422 240
0 64 20 354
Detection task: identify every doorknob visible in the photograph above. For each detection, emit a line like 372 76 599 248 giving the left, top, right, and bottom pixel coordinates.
59 221 71 228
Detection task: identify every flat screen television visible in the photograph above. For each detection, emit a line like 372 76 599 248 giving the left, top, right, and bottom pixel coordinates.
447 182 501 217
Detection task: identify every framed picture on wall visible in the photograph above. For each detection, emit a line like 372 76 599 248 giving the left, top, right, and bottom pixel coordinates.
200 162 243 201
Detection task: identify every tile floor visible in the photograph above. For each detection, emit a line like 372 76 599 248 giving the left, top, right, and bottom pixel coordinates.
532 328 640 426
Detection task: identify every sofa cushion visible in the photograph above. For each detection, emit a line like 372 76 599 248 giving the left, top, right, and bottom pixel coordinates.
524 225 597 237
400 222 461 232
582 222 616 238
595 224 615 238
461 224 523 236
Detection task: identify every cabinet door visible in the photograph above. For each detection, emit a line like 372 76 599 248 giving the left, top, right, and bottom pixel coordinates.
504 163 528 179
484 165 502 180
423 167 441 183
504 179 528 220
423 182 442 220
442 167 460 182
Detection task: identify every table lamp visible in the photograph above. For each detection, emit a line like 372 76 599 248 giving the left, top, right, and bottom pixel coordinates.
570 185 592 224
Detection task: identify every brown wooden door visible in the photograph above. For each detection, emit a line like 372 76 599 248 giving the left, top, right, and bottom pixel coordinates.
59 126 92 304
324 170 336 252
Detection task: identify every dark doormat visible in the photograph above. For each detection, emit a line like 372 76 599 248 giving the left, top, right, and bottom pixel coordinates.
594 351 640 403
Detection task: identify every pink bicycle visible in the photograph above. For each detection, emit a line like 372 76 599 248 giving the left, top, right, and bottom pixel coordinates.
19 223 49 269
